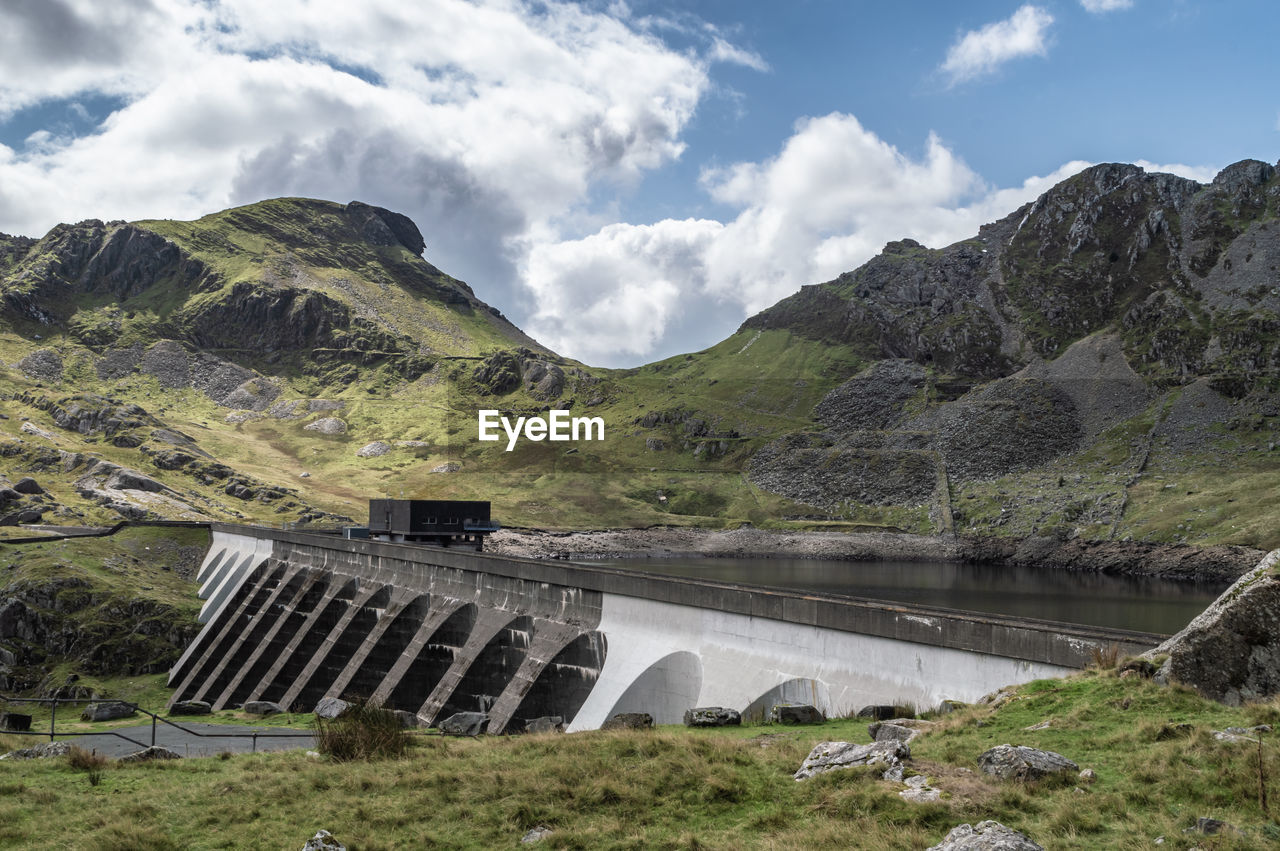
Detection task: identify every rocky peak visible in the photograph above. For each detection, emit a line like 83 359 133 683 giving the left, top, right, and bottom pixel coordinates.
344 201 426 256
1211 159 1275 192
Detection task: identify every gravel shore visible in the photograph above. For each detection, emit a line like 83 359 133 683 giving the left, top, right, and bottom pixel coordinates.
488 527 1264 583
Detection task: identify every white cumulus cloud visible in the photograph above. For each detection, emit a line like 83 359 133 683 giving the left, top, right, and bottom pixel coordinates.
940 5 1054 85
526 115 1103 364
0 0 752 335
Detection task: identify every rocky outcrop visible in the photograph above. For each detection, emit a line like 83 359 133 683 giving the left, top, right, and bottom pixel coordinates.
793 740 910 781
118 745 182 762
977 744 1078 781
927 821 1043 851
1146 549 1280 704
683 707 741 727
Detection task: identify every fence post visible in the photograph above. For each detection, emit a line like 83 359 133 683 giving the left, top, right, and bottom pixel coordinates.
49 699 56 742
151 712 157 747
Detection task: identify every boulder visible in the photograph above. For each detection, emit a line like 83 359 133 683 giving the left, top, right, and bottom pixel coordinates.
81 701 137 722
900 774 942 803
0 713 32 731
439 712 489 737
243 700 284 716
1145 550 1280 704
793 740 910 781
521 826 554 844
119 746 182 763
12 478 43 495
524 716 565 734
684 707 741 728
857 704 900 720
304 417 347 435
302 829 347 851
601 712 653 731
169 700 211 716
926 821 1043 851
977 744 1078 782
771 703 823 725
868 720 933 743
313 697 351 719
0 741 72 761
392 710 421 729
355 441 391 458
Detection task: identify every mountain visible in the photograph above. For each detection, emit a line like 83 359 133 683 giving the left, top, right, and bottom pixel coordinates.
1 162 1279 548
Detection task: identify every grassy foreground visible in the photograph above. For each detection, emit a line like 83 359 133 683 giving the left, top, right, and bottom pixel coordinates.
3 670 1280 849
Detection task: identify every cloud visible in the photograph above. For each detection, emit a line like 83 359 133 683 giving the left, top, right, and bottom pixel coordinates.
1080 0 1134 12
940 5 1054 85
526 115 1101 364
1133 160 1218 184
0 0 732 320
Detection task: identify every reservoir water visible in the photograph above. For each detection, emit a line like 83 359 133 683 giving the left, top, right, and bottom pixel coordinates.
577 556 1229 635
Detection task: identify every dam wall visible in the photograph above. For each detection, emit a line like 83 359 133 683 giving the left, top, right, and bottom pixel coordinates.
168 525 1164 731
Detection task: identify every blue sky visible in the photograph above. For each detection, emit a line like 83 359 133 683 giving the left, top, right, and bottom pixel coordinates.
0 1 1274 366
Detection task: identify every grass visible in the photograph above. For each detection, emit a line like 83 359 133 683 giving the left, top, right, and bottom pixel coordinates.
1 672 1279 848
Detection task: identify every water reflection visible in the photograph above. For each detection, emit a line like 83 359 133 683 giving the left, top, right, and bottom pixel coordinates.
577 557 1229 635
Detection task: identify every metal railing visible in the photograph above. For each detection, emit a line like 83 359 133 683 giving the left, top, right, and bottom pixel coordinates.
0 694 314 754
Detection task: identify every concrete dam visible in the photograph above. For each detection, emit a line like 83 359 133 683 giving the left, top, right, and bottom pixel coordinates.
168 525 1164 732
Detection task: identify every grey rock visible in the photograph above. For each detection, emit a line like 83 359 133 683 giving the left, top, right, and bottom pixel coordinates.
20 422 56 440
978 744 1078 782
314 697 351 719
12 477 43 495
1078 768 1097 783
97 346 142 380
794 739 910 781
771 703 824 725
440 711 488 737
431 462 460 473
304 417 347 435
439 712 489 736
900 773 942 803
104 468 168 493
683 707 741 727
1184 816 1237 836
16 349 64 383
169 700 211 716
601 712 654 731
0 712 32 731
524 716 565 734
119 745 182 763
140 340 191 389
355 441 391 458
80 701 137 722
882 762 905 782
302 829 347 851
392 710 421 729
0 741 72 761
243 701 284 716
869 721 925 743
926 820 1043 851
1145 550 1280 704
857 704 901 720
521 826 553 844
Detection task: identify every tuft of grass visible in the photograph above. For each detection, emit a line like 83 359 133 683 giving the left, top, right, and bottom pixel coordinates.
313 699 408 761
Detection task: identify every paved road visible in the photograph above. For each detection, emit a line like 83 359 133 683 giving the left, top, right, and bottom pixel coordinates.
69 722 315 758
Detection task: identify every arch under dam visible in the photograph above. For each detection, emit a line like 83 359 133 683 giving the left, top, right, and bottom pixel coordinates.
167 525 1164 732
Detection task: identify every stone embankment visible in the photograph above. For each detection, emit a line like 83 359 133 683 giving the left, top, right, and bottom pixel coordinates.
488 527 1262 583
